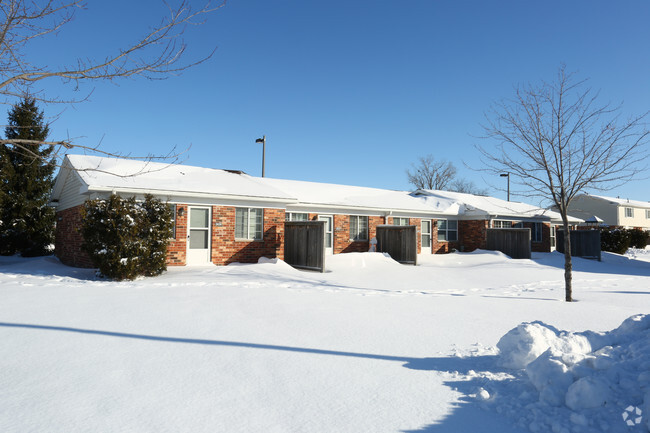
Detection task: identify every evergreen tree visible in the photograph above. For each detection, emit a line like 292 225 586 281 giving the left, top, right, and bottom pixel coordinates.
0 97 55 256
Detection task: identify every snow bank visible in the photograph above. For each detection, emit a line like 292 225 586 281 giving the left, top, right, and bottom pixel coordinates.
324 252 402 271
492 314 650 432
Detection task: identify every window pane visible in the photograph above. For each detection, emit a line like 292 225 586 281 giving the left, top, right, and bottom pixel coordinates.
448 230 457 242
350 216 358 240
422 234 431 248
190 208 209 228
421 220 431 235
359 216 368 240
438 231 447 242
253 208 263 240
168 204 176 238
448 220 458 230
235 208 246 238
189 229 208 249
438 220 447 231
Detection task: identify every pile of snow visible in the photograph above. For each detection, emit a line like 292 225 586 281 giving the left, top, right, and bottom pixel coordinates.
491 314 650 432
626 247 650 263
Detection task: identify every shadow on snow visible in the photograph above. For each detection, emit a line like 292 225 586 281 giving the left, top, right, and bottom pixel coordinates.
1 321 530 432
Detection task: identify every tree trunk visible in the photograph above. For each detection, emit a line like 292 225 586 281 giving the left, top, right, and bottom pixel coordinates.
562 219 572 302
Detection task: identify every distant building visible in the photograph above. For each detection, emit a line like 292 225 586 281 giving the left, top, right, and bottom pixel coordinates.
566 194 650 230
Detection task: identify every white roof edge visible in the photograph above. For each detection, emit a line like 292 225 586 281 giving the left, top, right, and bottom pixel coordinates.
288 202 456 216
87 186 298 205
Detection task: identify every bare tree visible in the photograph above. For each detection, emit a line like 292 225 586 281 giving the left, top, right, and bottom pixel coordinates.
478 66 649 302
0 0 224 168
406 155 457 190
449 178 489 196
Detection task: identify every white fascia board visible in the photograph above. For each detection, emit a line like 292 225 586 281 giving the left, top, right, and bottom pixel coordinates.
286 203 457 218
85 186 297 208
488 214 552 222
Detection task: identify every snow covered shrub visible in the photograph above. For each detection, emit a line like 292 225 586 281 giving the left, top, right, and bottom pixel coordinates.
600 228 630 254
81 194 173 280
628 228 649 249
600 228 649 254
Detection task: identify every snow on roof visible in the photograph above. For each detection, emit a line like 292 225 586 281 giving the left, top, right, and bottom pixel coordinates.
59 155 582 221
258 177 459 215
415 189 577 221
583 193 650 209
63 155 294 201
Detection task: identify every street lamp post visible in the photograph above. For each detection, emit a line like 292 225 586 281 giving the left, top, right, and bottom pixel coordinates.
255 135 266 177
500 172 510 201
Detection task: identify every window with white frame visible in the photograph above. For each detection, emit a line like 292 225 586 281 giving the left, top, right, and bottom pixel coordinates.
168 204 176 239
286 212 309 221
550 225 556 248
492 220 522 228
393 217 409 226
235 208 263 240
437 219 458 242
625 207 634 218
646 210 650 219
349 215 368 241
421 220 432 248
532 222 543 243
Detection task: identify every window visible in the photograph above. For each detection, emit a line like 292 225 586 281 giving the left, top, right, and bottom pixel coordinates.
646 210 650 219
421 220 431 248
393 217 409 226
492 220 521 228
437 219 458 242
550 226 556 248
286 212 309 221
625 207 634 218
349 215 368 241
168 204 176 239
235 208 263 240
532 222 543 243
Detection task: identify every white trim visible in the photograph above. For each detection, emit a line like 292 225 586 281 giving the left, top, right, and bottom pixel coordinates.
318 215 334 255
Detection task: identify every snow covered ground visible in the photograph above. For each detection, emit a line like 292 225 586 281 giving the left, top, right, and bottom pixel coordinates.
1 250 649 432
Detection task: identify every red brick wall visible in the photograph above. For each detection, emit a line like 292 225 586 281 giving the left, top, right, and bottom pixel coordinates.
55 205 93 268
212 206 284 265
166 204 187 266
331 214 387 253
459 220 488 252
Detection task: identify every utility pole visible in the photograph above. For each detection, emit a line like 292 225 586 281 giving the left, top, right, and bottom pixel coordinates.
255 135 266 177
500 172 510 201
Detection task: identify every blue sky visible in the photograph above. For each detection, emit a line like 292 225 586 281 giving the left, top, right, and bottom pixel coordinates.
22 0 650 203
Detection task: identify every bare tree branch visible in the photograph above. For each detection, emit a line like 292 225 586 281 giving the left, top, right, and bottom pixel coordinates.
406 155 457 190
0 0 224 172
476 65 650 301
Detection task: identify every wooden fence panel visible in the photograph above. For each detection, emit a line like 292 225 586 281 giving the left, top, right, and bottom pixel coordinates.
486 228 531 259
376 225 417 265
556 229 601 261
284 221 326 272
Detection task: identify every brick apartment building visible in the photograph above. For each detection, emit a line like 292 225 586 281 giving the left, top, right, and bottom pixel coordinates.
50 155 577 268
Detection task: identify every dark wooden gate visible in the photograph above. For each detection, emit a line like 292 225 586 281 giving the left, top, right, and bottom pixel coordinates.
284 221 326 272
376 225 417 265
486 228 531 259
556 229 601 261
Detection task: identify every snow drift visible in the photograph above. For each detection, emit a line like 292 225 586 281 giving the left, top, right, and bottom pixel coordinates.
492 314 650 432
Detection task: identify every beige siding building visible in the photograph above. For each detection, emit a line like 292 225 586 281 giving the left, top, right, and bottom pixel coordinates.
567 194 650 230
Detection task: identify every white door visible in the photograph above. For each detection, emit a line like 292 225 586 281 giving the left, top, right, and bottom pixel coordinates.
187 207 211 265
318 215 334 255
421 220 432 254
